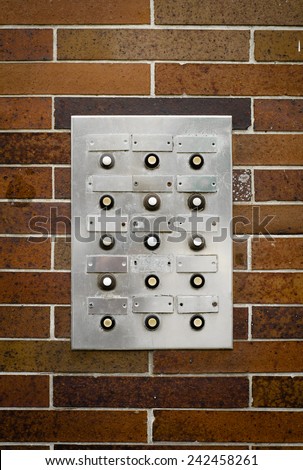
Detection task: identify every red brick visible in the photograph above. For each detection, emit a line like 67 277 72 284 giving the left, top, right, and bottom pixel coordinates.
55 168 71 199
252 237 303 270
233 239 247 270
255 170 303 201
0 29 52 61
252 306 303 339
0 375 49 407
54 239 71 270
233 307 248 340
54 306 70 338
255 31 303 62
0 98 51 130
0 306 50 338
255 100 303 131
55 444 249 450
0 237 51 269
0 167 52 199
253 376 303 408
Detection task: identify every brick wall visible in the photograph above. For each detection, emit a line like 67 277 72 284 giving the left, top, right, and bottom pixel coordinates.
0 0 303 449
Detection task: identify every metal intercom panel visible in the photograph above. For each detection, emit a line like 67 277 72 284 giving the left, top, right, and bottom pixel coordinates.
72 116 232 350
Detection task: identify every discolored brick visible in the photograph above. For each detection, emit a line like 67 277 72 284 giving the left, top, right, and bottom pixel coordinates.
0 272 70 304
252 237 303 270
233 307 248 340
253 445 303 450
0 133 71 165
0 410 147 443
54 238 71 270
0 202 71 234
233 170 251 202
0 375 49 407
57 29 249 61
0 306 50 338
154 0 303 26
153 342 303 374
0 341 148 373
155 64 303 96
55 444 249 450
233 239 247 270
55 306 70 338
55 97 251 130
255 170 303 201
0 98 51 130
233 134 303 166
253 377 303 408
0 237 51 269
55 168 71 199
255 31 303 62
0 167 52 199
234 272 303 304
0 29 52 61
153 410 303 443
255 100 303 131
53 376 249 408
252 306 303 339
0 64 150 95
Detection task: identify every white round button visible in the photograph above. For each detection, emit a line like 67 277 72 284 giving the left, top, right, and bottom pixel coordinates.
148 155 157 165
193 197 202 207
148 196 158 206
103 318 113 328
147 236 158 247
193 317 203 328
102 236 112 246
193 237 203 246
103 276 112 287
102 155 112 166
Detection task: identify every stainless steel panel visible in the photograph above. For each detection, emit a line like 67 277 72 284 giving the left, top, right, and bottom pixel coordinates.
88 297 128 315
176 255 218 273
132 134 173 151
90 175 132 192
177 175 217 192
177 296 219 313
130 255 173 273
87 215 128 232
132 296 174 313
87 134 130 151
132 175 173 192
175 136 217 153
87 256 128 273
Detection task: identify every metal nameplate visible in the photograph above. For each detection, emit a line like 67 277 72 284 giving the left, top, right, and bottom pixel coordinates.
177 296 219 313
132 134 173 152
88 297 128 315
131 216 173 233
175 136 217 153
87 134 130 151
132 175 173 192
87 256 128 273
130 255 173 273
176 255 218 273
89 175 133 192
132 296 174 313
177 175 217 192
87 215 128 232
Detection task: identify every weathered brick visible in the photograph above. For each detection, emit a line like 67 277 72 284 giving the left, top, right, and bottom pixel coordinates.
0 64 150 95
0 410 147 443
55 168 71 199
54 238 71 270
252 306 303 339
253 377 303 408
233 307 248 340
233 170 251 202
0 375 49 407
255 170 303 201
0 272 70 304
255 100 303 131
255 31 303 62
55 97 251 130
0 133 71 165
153 342 303 374
233 134 303 166
0 29 52 61
233 239 247 270
53 376 249 408
57 29 249 61
0 167 52 199
0 0 150 25
0 341 148 373
155 64 303 96
0 98 51 130
252 237 303 270
234 272 303 304
0 306 50 338
55 306 70 338
153 410 303 443
154 0 303 26
0 237 51 269
55 444 249 450
0 446 50 450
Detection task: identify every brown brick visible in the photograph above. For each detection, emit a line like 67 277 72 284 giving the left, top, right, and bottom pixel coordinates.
0 133 70 165
0 341 148 373
255 170 303 201
255 31 303 62
234 272 303 304
1 0 150 25
0 64 150 95
255 100 303 131
0 202 70 234
55 168 71 199
233 239 247 270
0 98 51 130
233 307 248 340
252 306 303 339
55 97 251 130
55 306 70 338
252 237 303 270
55 444 249 450
53 376 248 408
0 272 70 304
153 410 303 443
0 410 147 443
54 238 71 270
233 204 303 235
233 134 303 166
154 0 303 25
0 29 52 61
153 342 303 374
0 167 52 199
0 375 49 407
0 306 49 338
0 446 50 450
58 29 249 61
155 64 303 96
233 169 251 202
0 237 51 269
253 445 303 450
253 377 303 408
